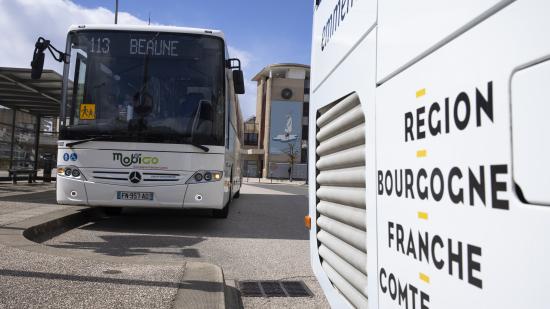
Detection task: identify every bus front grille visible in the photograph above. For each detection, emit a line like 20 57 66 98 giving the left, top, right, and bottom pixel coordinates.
91 171 182 183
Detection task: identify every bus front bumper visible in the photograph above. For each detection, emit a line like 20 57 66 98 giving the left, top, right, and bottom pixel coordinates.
56 176 225 209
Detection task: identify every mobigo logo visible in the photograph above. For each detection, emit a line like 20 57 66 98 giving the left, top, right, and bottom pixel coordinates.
113 153 160 167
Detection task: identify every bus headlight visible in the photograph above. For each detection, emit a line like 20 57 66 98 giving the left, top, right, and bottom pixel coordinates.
212 172 222 180
194 173 203 182
71 169 81 177
58 166 85 180
187 171 223 184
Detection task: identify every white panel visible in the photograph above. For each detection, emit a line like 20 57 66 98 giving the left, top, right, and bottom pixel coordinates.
311 0 377 90
511 59 550 205
318 230 367 271
316 145 365 170
317 186 365 208
377 0 511 82
317 93 360 127
321 261 368 308
316 125 365 156
319 245 368 294
375 1 550 308
317 216 366 251
317 201 366 230
317 166 365 187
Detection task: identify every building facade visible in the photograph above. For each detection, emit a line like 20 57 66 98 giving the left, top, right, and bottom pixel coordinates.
242 64 310 179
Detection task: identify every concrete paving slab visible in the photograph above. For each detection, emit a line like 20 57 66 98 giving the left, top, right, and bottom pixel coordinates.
0 243 183 309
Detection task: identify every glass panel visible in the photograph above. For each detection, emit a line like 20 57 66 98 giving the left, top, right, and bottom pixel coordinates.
0 106 13 125
244 133 258 146
12 127 35 169
15 111 37 130
0 123 12 170
38 131 58 176
40 117 58 133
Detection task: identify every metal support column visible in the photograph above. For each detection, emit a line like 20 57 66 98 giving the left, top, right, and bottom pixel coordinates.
32 115 41 182
8 110 16 181
114 0 119 24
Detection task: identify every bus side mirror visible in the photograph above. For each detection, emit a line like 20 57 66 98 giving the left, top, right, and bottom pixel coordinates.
31 37 52 80
226 58 245 95
233 70 245 94
31 37 68 80
31 49 45 80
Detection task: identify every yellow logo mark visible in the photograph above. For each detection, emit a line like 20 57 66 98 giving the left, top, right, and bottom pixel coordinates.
79 103 96 120
417 212 428 220
416 149 427 158
419 273 430 283
416 88 426 98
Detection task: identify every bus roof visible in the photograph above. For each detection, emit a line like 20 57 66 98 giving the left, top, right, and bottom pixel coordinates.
68 24 225 40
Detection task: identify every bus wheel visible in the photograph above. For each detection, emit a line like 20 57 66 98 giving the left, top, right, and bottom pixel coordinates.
234 190 240 199
212 204 229 219
103 207 123 216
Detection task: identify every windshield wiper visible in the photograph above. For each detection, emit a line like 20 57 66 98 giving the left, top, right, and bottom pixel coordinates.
188 141 209 152
65 135 114 147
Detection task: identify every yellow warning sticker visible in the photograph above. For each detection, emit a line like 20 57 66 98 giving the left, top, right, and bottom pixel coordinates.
79 103 96 120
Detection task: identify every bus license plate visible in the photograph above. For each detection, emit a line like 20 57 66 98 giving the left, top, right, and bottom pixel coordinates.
117 191 154 200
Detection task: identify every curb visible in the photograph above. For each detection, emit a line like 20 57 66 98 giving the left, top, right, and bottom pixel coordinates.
173 262 228 309
23 207 103 243
0 207 98 249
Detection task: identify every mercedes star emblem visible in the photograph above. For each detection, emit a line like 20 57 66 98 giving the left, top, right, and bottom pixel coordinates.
129 171 142 184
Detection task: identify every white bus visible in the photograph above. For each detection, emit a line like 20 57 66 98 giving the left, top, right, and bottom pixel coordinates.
308 0 550 308
32 25 244 218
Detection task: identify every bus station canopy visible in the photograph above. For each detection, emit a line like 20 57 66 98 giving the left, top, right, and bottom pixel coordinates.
0 67 69 116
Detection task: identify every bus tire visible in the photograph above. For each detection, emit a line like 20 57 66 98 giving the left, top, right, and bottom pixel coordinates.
234 190 240 199
212 204 229 219
103 207 123 216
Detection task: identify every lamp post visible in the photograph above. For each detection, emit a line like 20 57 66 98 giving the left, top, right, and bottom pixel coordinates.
114 0 119 24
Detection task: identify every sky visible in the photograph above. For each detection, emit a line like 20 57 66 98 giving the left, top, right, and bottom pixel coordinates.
0 0 313 119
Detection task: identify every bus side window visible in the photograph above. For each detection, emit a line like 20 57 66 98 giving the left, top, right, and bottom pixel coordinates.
70 53 87 125
226 73 231 149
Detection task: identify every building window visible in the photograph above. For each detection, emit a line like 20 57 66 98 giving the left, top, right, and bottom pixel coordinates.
244 133 258 146
303 102 309 116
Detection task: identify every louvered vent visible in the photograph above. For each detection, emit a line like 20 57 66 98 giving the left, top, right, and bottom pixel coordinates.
315 93 367 308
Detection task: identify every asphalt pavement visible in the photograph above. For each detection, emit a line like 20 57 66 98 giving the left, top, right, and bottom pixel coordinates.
0 182 328 308
45 183 329 308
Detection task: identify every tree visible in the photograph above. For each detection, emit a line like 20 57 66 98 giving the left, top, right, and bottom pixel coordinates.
283 141 300 182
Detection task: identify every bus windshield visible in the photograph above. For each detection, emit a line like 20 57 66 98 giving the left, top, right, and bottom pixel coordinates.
62 30 225 146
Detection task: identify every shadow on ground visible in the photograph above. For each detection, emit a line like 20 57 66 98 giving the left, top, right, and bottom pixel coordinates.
49 234 206 257
0 190 56 204
81 193 308 241
0 268 222 292
243 183 309 196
